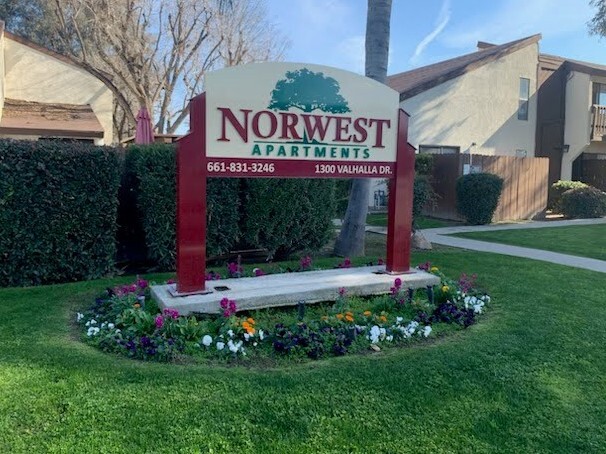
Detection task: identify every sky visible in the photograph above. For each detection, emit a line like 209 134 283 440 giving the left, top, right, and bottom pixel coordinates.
265 0 605 75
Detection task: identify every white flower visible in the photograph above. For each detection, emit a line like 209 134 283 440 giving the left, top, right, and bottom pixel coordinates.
368 325 381 344
101 322 107 328
108 323 115 330
216 342 225 351
386 335 394 342
396 316 403 324
115 329 121 334
202 335 212 346
244 333 250 341
423 326 432 337
405 321 419 336
483 295 491 303
90 319 97 325
227 329 234 338
258 330 265 341
253 342 258 347
76 313 84 322
86 327 100 337
473 303 484 314
85 321 90 327
228 340 243 353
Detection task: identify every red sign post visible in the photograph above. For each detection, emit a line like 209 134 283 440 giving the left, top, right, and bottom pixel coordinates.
175 63 414 294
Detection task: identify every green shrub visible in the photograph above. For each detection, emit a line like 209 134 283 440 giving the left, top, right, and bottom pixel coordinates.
415 153 434 176
559 186 606 219
549 180 589 212
129 144 241 270
242 178 336 260
456 173 504 225
413 175 434 219
0 139 120 286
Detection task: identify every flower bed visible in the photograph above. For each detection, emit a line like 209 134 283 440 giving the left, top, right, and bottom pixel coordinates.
76 262 491 363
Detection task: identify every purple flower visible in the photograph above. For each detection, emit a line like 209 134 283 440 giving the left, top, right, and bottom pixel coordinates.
300 255 312 270
338 287 346 297
227 262 243 277
155 315 164 329
163 308 179 319
253 268 265 277
394 278 402 288
220 297 237 317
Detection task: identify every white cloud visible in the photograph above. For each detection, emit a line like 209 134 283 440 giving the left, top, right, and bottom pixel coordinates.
410 0 452 65
443 0 593 50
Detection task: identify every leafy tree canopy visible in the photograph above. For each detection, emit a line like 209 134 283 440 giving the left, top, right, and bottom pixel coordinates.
589 0 606 36
268 68 351 114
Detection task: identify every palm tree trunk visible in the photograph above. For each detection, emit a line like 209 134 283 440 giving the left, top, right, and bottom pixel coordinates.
334 0 392 257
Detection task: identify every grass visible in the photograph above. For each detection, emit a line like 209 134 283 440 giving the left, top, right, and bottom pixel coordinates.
2 242 606 452
453 224 606 261
366 213 457 230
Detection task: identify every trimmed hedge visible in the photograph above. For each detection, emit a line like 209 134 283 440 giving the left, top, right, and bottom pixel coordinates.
456 173 504 225
0 139 120 286
129 144 241 270
242 178 336 259
128 144 336 269
559 186 606 219
548 180 589 212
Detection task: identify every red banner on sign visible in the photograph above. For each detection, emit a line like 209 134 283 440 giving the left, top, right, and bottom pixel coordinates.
206 157 395 178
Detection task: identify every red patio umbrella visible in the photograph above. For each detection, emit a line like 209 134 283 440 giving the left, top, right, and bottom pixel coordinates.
134 106 154 144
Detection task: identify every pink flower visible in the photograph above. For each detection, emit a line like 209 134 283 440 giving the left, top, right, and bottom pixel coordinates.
253 268 265 277
167 278 175 285
338 287 346 297
163 308 179 319
300 255 312 270
377 258 384 265
220 297 237 317
155 315 164 328
137 278 148 289
394 278 402 288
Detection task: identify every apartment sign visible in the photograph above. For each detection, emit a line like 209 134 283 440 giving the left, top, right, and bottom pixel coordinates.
204 63 400 178
175 62 414 294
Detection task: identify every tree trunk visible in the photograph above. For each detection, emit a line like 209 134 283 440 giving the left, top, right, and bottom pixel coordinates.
334 0 392 257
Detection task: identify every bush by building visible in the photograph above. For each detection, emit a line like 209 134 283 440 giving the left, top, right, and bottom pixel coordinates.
549 180 589 212
559 186 606 219
456 173 504 225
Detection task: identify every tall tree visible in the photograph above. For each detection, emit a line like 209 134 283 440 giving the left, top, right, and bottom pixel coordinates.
334 0 392 257
2 0 286 141
589 0 606 36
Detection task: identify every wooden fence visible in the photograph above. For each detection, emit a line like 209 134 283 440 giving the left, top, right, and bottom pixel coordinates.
424 154 549 222
581 157 606 191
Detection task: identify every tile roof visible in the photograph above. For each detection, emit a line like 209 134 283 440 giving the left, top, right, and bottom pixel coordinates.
0 98 104 138
387 34 542 101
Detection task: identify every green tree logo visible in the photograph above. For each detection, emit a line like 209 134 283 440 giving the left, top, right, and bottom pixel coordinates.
268 68 351 113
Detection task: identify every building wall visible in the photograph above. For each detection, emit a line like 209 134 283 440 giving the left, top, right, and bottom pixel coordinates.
3 38 113 144
368 43 539 207
402 43 539 157
562 71 592 179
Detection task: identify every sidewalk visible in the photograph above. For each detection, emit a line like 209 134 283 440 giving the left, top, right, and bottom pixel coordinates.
366 218 606 273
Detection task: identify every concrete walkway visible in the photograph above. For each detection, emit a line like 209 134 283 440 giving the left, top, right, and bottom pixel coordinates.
367 218 606 273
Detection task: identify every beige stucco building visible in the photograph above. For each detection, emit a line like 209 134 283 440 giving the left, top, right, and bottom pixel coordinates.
0 22 113 144
367 35 541 208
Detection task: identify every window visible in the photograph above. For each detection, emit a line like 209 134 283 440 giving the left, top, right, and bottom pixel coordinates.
518 77 530 121
418 145 460 154
592 83 606 105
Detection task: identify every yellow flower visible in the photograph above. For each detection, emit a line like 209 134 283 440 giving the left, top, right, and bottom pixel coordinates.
242 321 251 329
345 311 353 317
441 285 449 293
345 314 354 322
363 310 372 317
247 317 255 325
133 303 141 309
336 313 344 320
246 327 256 335
431 266 439 272
379 315 387 323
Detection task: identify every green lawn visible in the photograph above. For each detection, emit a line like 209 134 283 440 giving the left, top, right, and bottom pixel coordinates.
453 224 606 261
367 213 455 230
2 247 606 452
